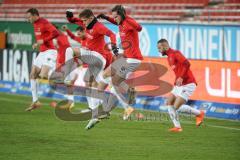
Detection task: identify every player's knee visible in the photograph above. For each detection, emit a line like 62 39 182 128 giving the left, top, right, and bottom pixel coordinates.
85 81 91 87
30 72 38 79
39 73 48 79
112 80 120 87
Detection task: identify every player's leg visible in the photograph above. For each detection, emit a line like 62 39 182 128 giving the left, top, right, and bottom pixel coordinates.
64 47 78 82
58 65 79 110
81 49 106 130
166 93 183 132
38 49 58 80
84 71 97 112
25 54 42 111
176 83 205 126
26 65 41 111
109 57 141 120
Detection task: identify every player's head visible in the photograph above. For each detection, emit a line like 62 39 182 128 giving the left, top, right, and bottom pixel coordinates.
76 26 85 39
79 9 95 27
111 5 126 25
26 8 39 23
157 39 170 56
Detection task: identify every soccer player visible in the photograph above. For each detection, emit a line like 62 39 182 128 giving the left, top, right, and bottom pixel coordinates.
65 9 117 129
97 5 143 120
62 25 87 47
52 24 80 108
157 39 205 132
25 8 59 111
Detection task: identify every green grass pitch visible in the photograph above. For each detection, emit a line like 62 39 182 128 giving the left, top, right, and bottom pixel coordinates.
0 92 239 160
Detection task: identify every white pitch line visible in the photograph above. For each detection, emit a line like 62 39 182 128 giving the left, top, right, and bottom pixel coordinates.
0 96 239 131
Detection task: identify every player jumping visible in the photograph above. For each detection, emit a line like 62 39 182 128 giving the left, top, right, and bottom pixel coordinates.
65 9 117 129
25 8 59 111
97 5 143 120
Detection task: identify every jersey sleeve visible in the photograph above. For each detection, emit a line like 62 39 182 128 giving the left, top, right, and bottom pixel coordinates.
105 16 118 25
42 22 59 43
125 16 142 32
67 17 84 27
175 51 190 78
66 29 81 42
98 24 116 45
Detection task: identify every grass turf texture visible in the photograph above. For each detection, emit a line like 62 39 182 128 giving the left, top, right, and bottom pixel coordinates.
0 92 239 160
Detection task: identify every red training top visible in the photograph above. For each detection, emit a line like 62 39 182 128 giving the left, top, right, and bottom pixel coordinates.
165 48 197 86
33 17 59 52
107 15 143 60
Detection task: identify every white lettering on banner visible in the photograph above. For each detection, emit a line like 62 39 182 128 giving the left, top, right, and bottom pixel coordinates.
219 30 223 61
227 69 240 98
178 28 185 52
237 31 240 61
206 67 225 97
156 26 239 61
157 27 177 48
139 27 151 56
2 49 30 83
206 67 240 98
3 49 8 81
9 50 13 81
21 51 29 83
13 50 21 82
172 28 178 49
208 29 218 60
185 28 195 59
8 32 32 45
196 29 207 59
224 30 232 61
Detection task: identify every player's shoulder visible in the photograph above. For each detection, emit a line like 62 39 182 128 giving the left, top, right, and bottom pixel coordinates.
38 17 51 25
95 21 105 28
172 49 182 55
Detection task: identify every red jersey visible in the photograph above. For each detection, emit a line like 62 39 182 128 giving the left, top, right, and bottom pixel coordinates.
107 16 143 60
33 17 59 52
66 29 87 47
165 48 197 86
67 17 115 66
56 32 71 67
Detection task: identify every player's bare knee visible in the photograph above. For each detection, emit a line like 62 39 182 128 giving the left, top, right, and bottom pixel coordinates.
30 73 38 79
72 48 80 57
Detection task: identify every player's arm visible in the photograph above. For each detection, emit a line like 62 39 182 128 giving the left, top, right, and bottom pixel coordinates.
66 11 84 26
62 25 82 43
176 52 190 77
96 14 118 25
98 25 118 56
66 29 82 42
42 23 60 43
125 16 142 32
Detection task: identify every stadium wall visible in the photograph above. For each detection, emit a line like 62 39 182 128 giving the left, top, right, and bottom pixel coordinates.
0 21 239 61
0 49 239 120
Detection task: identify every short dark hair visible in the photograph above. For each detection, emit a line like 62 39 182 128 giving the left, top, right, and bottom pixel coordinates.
112 5 126 15
26 8 39 16
79 9 94 18
76 26 84 31
157 39 168 44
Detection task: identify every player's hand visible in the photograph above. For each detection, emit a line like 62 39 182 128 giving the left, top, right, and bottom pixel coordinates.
113 54 122 60
32 40 43 49
111 44 119 56
66 10 73 18
176 77 183 86
96 13 108 20
37 40 43 45
62 25 68 31
32 43 38 50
